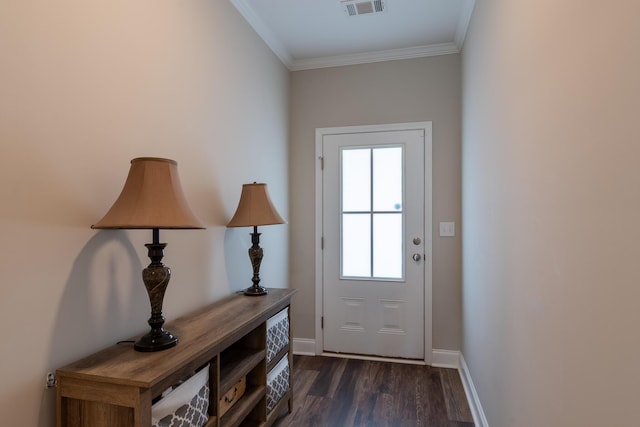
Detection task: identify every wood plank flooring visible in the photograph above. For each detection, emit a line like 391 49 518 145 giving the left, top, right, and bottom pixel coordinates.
272 355 474 427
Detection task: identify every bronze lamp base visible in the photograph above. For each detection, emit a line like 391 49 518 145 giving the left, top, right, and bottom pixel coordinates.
134 230 179 352
244 227 268 296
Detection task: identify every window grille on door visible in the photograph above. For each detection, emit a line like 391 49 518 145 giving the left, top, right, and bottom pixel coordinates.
340 145 404 280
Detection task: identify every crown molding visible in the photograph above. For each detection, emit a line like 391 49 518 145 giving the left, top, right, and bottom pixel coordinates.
229 0 294 68
289 43 459 71
231 0 475 71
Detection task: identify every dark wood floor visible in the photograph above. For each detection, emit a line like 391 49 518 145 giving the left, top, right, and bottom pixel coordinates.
272 355 474 427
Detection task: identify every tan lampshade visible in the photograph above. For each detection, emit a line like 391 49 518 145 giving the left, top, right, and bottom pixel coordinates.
227 182 286 227
92 157 205 229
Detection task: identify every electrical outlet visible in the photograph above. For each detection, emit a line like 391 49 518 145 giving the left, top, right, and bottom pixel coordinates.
45 372 57 388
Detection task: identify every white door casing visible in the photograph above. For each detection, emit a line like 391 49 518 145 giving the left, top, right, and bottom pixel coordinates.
315 122 432 362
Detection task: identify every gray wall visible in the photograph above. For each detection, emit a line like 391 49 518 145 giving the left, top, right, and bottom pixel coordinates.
462 0 640 425
0 1 289 425
289 55 462 351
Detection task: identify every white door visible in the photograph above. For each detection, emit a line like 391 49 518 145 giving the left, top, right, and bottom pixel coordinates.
320 125 430 360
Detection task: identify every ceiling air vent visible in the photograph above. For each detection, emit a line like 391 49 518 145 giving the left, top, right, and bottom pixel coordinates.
340 0 386 17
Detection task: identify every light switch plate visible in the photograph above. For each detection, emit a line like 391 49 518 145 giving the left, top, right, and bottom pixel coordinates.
439 222 455 237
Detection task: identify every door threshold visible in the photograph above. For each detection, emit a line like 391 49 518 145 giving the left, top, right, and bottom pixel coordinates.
320 351 427 365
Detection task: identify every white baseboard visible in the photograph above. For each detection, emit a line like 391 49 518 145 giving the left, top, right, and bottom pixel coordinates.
293 339 459 366
431 349 460 368
459 353 489 427
292 338 316 356
432 350 489 427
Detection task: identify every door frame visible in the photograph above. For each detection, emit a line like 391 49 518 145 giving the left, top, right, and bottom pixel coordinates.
315 121 433 364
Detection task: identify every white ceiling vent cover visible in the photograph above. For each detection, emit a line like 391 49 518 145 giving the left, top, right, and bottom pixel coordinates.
340 0 386 17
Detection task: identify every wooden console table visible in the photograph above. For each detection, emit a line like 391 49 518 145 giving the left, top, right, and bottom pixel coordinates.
56 288 295 427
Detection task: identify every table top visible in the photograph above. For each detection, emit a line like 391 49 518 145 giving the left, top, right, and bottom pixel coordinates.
56 288 296 390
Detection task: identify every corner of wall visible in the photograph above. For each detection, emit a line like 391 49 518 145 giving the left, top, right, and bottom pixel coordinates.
459 353 490 427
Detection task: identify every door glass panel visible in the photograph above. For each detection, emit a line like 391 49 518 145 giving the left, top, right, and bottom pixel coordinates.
373 213 403 278
373 147 403 212
340 145 404 280
342 149 371 212
342 213 371 277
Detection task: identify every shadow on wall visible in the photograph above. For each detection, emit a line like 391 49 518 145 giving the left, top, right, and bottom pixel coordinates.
40 231 147 426
224 224 286 293
37 226 279 425
224 226 252 293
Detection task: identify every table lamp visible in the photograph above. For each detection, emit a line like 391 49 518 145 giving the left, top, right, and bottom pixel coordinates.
227 182 286 296
92 157 205 352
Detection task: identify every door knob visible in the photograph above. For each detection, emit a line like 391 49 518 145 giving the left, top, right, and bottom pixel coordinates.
412 253 421 262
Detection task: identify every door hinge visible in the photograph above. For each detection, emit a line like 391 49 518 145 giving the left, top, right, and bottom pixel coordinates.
321 316 324 329
319 156 324 170
321 236 324 250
